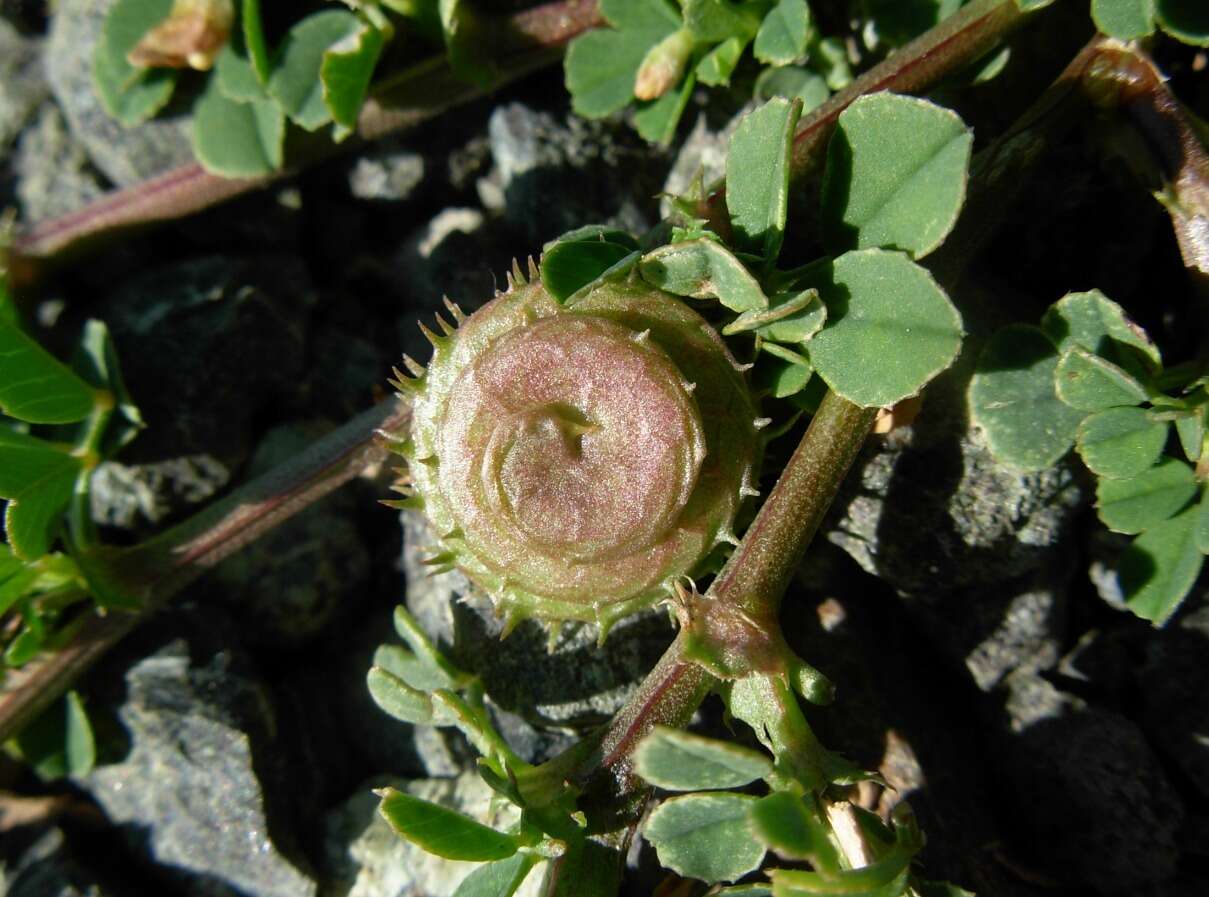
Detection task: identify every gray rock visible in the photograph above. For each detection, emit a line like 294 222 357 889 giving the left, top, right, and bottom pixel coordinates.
90 455 230 530
483 103 661 246
82 627 317 897
101 255 312 467
1138 600 1209 798
321 773 542 897
46 0 193 188
828 403 1086 597
13 103 105 222
996 671 1183 893
205 422 372 647
401 510 674 733
348 149 425 202
0 19 47 152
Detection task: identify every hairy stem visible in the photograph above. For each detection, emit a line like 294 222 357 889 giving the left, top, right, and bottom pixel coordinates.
0 397 411 743
5 0 602 286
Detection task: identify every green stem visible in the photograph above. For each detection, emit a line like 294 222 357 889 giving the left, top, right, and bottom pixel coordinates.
572 391 877 820
0 397 411 743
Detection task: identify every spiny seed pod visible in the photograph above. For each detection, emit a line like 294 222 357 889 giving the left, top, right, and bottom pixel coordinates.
389 260 762 634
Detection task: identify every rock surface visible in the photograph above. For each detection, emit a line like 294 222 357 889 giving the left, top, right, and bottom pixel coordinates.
90 455 231 531
13 103 105 221
0 19 46 152
81 617 317 897
46 0 193 187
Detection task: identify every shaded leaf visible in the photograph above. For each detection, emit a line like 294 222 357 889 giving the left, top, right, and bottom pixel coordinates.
804 250 963 408
1040 290 1160 377
1196 489 1208 553
603 0 681 32
696 36 746 86
541 238 638 302
73 320 144 457
639 239 769 312
634 726 772 791
683 0 758 42
1097 458 1198 534
1076 406 1169 479
269 10 359 130
94 0 178 126
756 352 813 398
754 0 811 65
1119 505 1204 624
727 97 801 262
821 92 972 259
644 792 765 883
1054 347 1148 412
0 317 95 424
1155 0 1209 45
193 78 284 176
378 788 520 861
0 429 82 559
441 0 495 89
758 290 826 344
969 325 1085 470
1175 411 1204 462
242 0 272 83
65 690 96 777
565 18 675 118
755 66 830 111
215 41 266 102
864 0 963 47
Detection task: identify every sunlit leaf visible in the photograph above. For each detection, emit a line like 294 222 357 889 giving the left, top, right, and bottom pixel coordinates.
322 18 385 129
1092 0 1156 39
644 792 765 883
1119 506 1204 624
94 0 178 126
804 250 963 408
193 77 284 176
367 665 436 724
727 98 801 262
634 72 695 145
453 852 539 897
753 0 811 65
635 726 772 791
1096 458 1198 534
269 10 360 130
1054 347 1148 412
64 690 96 777
696 36 746 86
242 0 272 82
1040 290 1161 378
0 318 95 424
0 429 82 559
640 239 769 312
377 788 521 861
821 92 972 259
750 791 841 869
1076 406 1169 479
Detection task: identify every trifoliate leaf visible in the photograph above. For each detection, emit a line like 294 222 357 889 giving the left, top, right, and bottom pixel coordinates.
812 35 851 89
969 325 1085 471
0 316 94 424
756 351 813 398
758 290 826 343
1092 0 1156 39
726 97 801 262
269 10 360 130
377 788 521 861
639 239 769 312
374 644 455 692
0 429 82 559
94 0 178 126
1119 506 1204 624
821 92 972 259
634 726 773 790
216 42 266 102
541 236 639 302
1054 347 1148 411
644 793 765 883
1096 458 1198 534
1155 0 1209 46
754 66 830 111
1040 290 1161 377
192 78 284 176
603 0 681 32
452 853 539 897
754 0 811 65
804 249 963 408
322 18 385 129
1076 406 1169 479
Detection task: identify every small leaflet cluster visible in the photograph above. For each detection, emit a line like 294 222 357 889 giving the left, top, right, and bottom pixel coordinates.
95 0 488 177
970 290 1209 625
0 277 143 775
1091 0 1209 44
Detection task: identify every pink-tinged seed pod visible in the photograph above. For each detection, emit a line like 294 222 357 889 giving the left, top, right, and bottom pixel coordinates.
391 261 761 634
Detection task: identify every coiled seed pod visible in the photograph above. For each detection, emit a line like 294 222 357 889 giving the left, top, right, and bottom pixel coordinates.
392 261 761 633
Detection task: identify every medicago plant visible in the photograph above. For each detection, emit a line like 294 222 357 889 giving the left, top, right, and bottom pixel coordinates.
365 91 968 896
